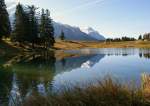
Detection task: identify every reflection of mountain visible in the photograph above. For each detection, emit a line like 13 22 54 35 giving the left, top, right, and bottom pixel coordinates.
81 55 104 68
55 54 105 73
52 54 105 92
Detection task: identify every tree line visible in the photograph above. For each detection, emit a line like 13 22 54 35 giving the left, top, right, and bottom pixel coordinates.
138 33 150 41
106 33 150 42
0 0 11 39
106 36 136 42
0 0 55 49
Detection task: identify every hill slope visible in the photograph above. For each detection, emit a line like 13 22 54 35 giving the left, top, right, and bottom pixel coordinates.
54 22 105 41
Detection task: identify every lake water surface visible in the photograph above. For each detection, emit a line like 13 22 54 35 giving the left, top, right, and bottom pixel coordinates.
0 48 150 105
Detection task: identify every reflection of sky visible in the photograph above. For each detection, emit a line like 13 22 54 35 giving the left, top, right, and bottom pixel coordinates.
9 74 22 106
52 49 150 92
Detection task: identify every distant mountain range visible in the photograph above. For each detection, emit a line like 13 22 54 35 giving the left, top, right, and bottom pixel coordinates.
54 22 105 41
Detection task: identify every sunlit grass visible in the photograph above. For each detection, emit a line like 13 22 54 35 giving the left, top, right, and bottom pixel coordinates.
55 40 150 50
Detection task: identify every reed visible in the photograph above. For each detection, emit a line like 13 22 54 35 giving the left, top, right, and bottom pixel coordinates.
23 78 150 106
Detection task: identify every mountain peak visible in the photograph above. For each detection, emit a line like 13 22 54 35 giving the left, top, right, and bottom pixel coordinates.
87 27 95 32
81 27 105 41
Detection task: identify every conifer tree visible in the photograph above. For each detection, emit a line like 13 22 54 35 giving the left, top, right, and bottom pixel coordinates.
27 5 39 48
12 3 28 42
39 9 46 46
40 9 55 49
60 30 65 41
45 9 55 48
143 33 150 40
138 35 142 40
0 0 11 39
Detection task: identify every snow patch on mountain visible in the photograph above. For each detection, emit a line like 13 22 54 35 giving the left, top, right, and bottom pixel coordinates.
82 27 105 41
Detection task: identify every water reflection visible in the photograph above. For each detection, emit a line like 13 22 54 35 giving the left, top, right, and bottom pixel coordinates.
139 53 150 59
66 48 150 58
0 48 150 105
53 48 150 92
55 54 105 73
139 49 150 59
0 52 56 106
9 74 22 106
0 67 13 106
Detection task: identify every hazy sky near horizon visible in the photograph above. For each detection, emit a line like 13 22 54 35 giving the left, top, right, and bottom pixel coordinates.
6 0 150 38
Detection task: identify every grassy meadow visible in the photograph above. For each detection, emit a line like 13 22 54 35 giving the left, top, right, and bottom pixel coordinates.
54 40 150 50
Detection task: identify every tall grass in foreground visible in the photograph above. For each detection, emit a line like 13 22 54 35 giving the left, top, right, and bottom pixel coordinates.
22 78 150 106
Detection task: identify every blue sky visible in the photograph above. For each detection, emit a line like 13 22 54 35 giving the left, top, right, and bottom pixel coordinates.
7 0 150 38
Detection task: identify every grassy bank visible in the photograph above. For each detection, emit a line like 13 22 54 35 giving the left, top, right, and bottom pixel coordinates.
23 78 150 106
0 39 54 57
0 40 20 56
1 40 150 54
54 40 150 50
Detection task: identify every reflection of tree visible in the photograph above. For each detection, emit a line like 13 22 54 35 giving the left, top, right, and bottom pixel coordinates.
61 58 66 68
122 54 128 56
139 52 150 59
143 53 150 59
0 51 56 105
12 51 56 98
139 53 143 58
139 49 150 59
0 67 13 106
107 53 129 56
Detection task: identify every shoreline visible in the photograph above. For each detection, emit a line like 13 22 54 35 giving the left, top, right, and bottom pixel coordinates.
1 40 150 56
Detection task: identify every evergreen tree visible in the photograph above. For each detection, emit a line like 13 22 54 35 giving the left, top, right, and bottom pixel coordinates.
40 9 55 49
60 30 65 41
0 0 11 39
143 33 150 40
45 9 55 48
27 5 39 48
12 3 28 42
138 35 142 40
39 9 46 46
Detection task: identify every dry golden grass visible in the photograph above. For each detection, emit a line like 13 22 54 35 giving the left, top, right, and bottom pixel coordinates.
23 78 150 106
54 40 150 50
2 39 150 53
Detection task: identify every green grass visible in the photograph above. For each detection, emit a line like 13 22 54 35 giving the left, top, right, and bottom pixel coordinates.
22 78 150 106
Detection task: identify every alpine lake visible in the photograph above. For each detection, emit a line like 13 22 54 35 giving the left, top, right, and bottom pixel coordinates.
0 48 150 105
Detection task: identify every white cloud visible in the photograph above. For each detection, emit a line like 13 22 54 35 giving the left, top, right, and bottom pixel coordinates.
59 0 107 15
